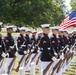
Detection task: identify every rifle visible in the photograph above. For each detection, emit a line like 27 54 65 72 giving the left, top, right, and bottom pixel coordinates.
24 42 35 66
0 57 4 68
43 61 54 75
58 45 69 56
59 47 71 72
56 59 63 73
25 52 32 66
51 59 61 75
2 39 7 53
57 43 73 73
7 56 16 74
0 56 3 61
36 54 41 65
66 53 72 64
50 46 69 75
66 45 75 65
15 54 26 72
30 42 40 62
31 52 38 62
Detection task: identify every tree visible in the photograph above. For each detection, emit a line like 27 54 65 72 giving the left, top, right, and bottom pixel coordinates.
70 0 76 11
0 0 66 27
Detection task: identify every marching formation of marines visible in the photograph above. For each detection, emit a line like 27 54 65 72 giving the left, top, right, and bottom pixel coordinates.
0 23 76 75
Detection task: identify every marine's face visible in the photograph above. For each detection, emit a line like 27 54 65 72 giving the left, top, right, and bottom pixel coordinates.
53 30 58 35
32 33 36 36
69 34 72 37
38 34 42 37
26 32 30 35
59 32 63 36
20 30 25 35
43 28 50 34
7 29 13 34
63 32 68 37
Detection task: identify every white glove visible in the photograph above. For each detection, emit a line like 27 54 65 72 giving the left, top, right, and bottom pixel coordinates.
27 50 30 53
24 51 27 54
38 47 40 50
60 54 64 60
21 45 26 47
70 49 73 53
67 48 69 51
54 52 58 56
6 53 9 57
37 50 40 53
10 46 14 49
31 49 34 52
52 57 57 61
15 52 19 56
33 46 35 49
1 53 6 58
62 53 64 56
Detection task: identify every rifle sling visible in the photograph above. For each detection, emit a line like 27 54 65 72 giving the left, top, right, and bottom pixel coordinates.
43 61 54 75
7 57 16 74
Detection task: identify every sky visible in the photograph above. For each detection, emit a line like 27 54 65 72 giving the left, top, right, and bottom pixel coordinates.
65 0 71 10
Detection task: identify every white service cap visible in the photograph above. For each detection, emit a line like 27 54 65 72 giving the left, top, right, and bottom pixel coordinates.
32 29 36 33
26 28 31 32
41 24 50 28
0 22 3 26
6 26 13 29
19 27 26 31
38 31 42 34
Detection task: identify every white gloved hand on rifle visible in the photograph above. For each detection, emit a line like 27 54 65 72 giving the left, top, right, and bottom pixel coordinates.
15 52 19 56
54 52 58 56
21 45 26 47
6 53 9 57
37 50 40 53
31 49 34 52
52 57 57 62
60 53 64 60
24 51 27 54
1 53 6 58
27 50 30 53
67 48 69 51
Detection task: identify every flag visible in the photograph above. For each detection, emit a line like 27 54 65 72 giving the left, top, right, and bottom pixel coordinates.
59 10 76 30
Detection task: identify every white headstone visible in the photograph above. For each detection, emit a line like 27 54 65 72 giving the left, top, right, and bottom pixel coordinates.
18 67 25 75
30 62 35 75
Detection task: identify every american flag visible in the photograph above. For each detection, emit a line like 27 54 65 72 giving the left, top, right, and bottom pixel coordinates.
59 10 76 30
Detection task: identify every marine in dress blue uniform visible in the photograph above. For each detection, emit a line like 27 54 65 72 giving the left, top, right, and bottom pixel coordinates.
40 24 55 75
25 29 31 45
0 23 6 74
58 30 65 50
50 28 60 57
3 26 16 74
16 27 28 69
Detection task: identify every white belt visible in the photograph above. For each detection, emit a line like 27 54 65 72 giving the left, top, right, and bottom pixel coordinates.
48 47 50 50
0 45 2 47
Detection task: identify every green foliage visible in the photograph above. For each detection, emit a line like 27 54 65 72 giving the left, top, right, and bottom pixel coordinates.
70 0 76 11
0 0 66 27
